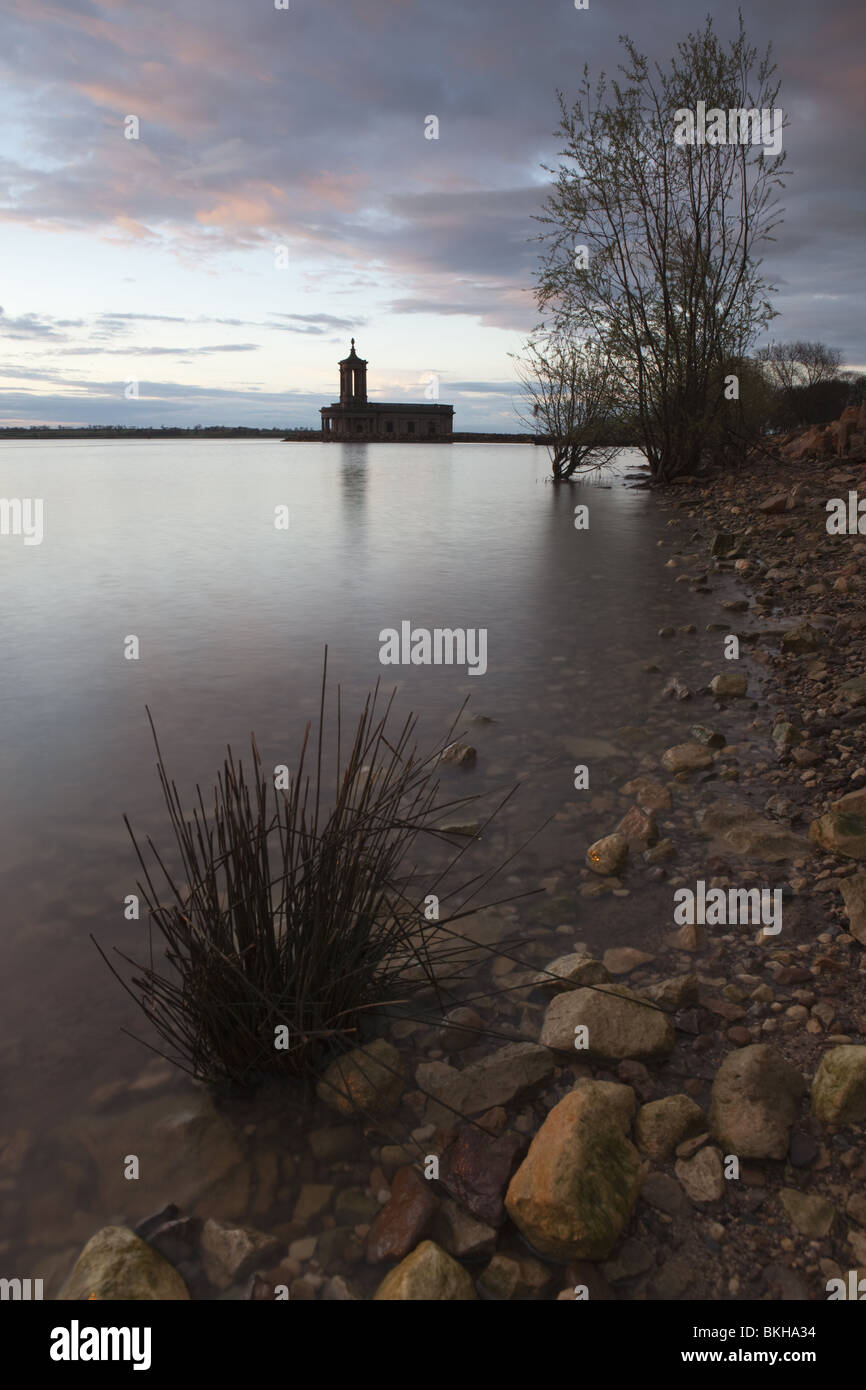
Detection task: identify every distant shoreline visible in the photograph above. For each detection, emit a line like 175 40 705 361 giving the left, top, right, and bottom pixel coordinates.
0 426 539 443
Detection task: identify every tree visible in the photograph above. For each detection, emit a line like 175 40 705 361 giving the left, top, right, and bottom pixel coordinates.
512 334 620 481
755 340 845 427
535 13 787 482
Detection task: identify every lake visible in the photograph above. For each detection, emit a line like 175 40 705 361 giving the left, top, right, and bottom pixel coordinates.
0 439 755 1295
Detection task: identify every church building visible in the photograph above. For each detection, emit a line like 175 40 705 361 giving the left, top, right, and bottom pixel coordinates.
320 340 454 441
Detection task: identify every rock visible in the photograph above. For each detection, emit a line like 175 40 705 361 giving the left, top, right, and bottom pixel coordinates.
586 832 628 875
709 673 748 698
146 1217 201 1266
663 675 691 701
439 1006 484 1052
0 1129 33 1176
373 1240 476 1300
334 1188 379 1225
316 1039 404 1119
572 1078 636 1133
838 873 866 943
87 1081 127 1113
778 1188 836 1238
600 1237 654 1283
603 947 655 976
417 1042 555 1124
810 789 866 859
711 532 738 557
675 1146 724 1203
505 1088 642 1261
763 1263 810 1300
440 741 477 768
847 1193 866 1228
379 1144 415 1180
646 1256 693 1300
644 838 675 865
436 820 481 837
709 1045 805 1159
759 492 790 514
635 1095 706 1160
788 1132 819 1168
540 983 675 1061
135 1204 180 1241
365 1166 438 1264
698 801 809 862
772 722 800 750
433 1198 497 1260
293 1184 334 1224
666 923 702 953
621 776 671 812
533 953 609 992
59 1226 190 1301
308 1126 358 1163
201 1219 282 1290
640 1172 689 1216
320 1275 356 1301
616 805 658 849
661 742 714 774
811 1046 866 1123
643 974 699 1011
781 623 822 654
477 1253 551 1301
438 1126 526 1227
690 724 726 748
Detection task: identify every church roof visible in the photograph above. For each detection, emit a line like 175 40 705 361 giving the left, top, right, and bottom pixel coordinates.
338 337 367 365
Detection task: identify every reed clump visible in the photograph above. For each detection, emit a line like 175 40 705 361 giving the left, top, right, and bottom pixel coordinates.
96 660 520 1089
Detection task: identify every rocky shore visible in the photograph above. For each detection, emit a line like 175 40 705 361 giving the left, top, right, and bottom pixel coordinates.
41 412 866 1301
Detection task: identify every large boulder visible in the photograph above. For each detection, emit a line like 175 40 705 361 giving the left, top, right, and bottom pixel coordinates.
373 1240 476 1300
316 1038 404 1119
59 1226 190 1300
505 1088 641 1261
540 983 675 1062
572 1078 636 1133
810 789 866 859
709 1045 805 1159
812 1046 866 1124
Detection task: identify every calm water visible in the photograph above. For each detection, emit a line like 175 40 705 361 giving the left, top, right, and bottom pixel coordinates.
0 440 752 1291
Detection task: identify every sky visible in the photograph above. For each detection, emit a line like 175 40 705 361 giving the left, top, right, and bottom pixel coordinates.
0 0 863 431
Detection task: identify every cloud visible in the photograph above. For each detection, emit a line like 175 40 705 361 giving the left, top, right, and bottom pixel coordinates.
56 342 261 356
0 308 85 338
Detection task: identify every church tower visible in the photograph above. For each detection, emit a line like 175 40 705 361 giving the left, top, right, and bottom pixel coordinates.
338 339 367 406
